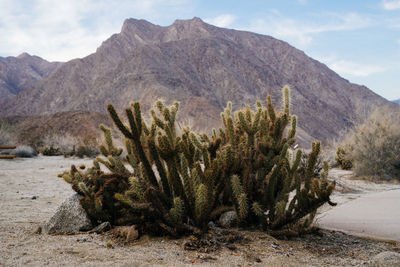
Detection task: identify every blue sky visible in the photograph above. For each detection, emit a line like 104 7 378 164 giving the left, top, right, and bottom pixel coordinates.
0 0 399 100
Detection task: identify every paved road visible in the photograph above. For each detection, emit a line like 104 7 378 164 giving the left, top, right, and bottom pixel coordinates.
317 189 400 241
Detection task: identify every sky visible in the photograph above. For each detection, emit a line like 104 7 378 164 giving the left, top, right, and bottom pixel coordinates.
0 0 399 100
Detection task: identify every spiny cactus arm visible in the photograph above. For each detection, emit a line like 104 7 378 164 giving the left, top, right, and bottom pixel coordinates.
252 202 264 217
287 116 297 140
238 110 251 134
194 184 208 225
114 193 150 211
180 154 195 208
283 85 290 116
107 104 134 139
321 161 329 179
237 193 249 221
147 138 171 198
304 141 321 192
125 109 159 188
132 102 143 135
169 197 184 223
267 95 276 122
126 176 146 202
290 149 302 175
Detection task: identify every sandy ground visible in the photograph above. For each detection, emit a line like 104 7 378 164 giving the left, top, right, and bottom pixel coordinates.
1 156 400 266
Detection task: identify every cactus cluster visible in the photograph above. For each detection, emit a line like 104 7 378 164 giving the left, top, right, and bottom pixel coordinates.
61 86 335 236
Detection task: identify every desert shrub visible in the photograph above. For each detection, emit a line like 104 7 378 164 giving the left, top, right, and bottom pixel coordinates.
338 107 400 179
335 146 353 170
75 144 99 158
37 134 99 158
40 146 62 156
11 146 38 158
61 86 335 236
41 133 78 154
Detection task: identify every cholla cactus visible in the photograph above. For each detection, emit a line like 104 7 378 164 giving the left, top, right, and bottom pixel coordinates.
61 86 335 236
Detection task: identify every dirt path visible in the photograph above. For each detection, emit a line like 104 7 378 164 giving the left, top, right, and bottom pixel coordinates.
1 156 399 266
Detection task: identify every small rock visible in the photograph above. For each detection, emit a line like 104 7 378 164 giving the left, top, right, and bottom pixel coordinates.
21 195 39 200
373 251 400 266
33 226 42 234
126 225 139 242
208 221 216 227
112 225 139 242
218 211 237 228
90 222 112 234
44 194 92 234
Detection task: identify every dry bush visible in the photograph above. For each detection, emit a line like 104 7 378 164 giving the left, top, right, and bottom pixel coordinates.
338 106 400 179
40 133 79 155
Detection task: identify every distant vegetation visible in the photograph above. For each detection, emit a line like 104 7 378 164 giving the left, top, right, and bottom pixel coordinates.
60 87 335 237
336 106 400 180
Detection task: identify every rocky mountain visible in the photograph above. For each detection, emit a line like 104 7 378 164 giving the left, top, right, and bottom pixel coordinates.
0 53 62 103
393 99 400 104
0 18 394 145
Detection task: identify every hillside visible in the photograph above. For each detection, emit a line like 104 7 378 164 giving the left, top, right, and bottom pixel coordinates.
0 17 394 145
0 53 62 104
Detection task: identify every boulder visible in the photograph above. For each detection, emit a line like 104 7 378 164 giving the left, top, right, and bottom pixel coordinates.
44 194 92 234
218 211 237 228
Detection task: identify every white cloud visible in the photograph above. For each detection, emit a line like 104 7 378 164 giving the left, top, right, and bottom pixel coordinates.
205 14 236 28
0 0 191 61
382 0 400 10
245 12 371 47
319 57 385 77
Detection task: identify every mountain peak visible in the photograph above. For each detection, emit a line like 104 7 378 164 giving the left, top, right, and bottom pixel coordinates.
173 17 205 25
17 52 32 59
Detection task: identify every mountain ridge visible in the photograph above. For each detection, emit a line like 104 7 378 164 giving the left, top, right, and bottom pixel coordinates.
0 17 394 145
0 53 62 104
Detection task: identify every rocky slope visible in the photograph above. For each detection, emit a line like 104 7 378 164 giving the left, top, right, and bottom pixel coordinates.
0 53 62 104
2 111 111 145
0 18 394 145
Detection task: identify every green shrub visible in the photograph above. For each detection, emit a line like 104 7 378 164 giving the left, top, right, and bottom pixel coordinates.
335 146 353 170
61 86 335 236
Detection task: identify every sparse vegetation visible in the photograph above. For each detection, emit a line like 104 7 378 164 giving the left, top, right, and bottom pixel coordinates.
61 86 335 237
335 146 353 170
336 107 400 179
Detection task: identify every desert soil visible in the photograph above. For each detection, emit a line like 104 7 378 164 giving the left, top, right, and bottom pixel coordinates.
1 156 400 266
